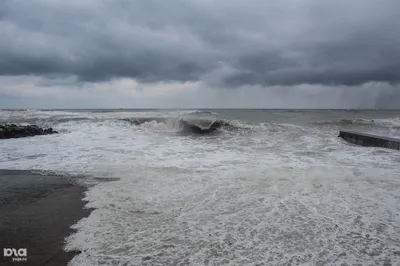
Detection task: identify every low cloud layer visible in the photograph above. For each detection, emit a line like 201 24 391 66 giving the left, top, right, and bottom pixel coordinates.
0 75 397 109
1 0 400 86
1 0 400 108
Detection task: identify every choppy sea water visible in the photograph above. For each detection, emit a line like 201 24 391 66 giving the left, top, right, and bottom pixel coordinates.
1 109 400 266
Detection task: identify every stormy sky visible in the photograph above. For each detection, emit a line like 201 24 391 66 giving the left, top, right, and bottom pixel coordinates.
1 0 400 108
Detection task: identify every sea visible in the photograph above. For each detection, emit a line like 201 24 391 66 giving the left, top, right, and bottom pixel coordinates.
1 109 400 266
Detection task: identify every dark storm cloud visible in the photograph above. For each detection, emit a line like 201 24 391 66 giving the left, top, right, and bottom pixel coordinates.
1 0 400 86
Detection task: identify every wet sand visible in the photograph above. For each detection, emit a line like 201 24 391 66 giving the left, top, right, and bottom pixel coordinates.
0 170 91 266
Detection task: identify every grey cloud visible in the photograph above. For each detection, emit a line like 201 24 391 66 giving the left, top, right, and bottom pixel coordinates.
0 92 19 100
0 0 400 87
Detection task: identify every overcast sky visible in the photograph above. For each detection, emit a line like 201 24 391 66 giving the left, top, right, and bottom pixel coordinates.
1 0 399 108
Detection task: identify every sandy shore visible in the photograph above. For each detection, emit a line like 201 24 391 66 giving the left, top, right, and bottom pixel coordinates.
0 170 91 266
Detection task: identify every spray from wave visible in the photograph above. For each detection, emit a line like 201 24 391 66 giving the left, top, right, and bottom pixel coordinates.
121 117 240 135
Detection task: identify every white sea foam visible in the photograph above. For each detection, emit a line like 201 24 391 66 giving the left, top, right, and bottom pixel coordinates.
375 117 400 127
1 110 400 265
66 167 400 265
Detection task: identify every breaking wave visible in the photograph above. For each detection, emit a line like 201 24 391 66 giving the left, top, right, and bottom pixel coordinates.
374 117 400 128
8 110 399 137
0 110 246 135
121 117 240 135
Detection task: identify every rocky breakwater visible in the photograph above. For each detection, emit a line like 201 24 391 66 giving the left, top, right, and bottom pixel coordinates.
0 124 58 139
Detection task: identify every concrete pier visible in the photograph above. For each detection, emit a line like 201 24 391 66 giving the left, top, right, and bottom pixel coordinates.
339 131 400 150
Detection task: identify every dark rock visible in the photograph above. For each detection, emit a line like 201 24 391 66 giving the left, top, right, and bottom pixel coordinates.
43 128 57 134
0 124 59 139
142 256 152 261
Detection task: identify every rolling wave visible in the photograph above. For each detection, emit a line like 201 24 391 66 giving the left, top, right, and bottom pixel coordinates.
316 118 375 126
374 117 400 128
1 109 28 111
182 110 219 116
316 117 400 130
1 113 307 136
122 117 240 134
0 117 92 126
6 110 398 137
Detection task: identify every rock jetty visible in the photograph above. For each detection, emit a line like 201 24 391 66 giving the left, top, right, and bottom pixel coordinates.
0 124 58 139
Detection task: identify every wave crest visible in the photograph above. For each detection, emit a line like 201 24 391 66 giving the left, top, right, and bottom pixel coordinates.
316 118 375 126
122 117 239 135
316 117 400 131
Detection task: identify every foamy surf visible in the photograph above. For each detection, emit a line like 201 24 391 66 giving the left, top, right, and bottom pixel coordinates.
65 167 400 266
1 109 400 265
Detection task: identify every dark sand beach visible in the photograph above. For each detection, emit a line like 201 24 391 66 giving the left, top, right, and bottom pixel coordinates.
0 170 91 266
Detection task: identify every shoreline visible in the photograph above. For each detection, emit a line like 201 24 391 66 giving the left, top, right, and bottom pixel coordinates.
0 170 91 266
